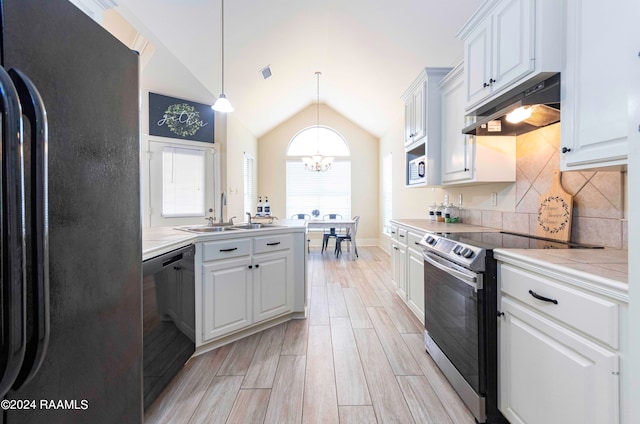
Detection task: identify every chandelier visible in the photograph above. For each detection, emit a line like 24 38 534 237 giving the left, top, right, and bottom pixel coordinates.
302 72 333 172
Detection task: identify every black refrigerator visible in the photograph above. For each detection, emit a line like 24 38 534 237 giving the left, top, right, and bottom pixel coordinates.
0 0 142 423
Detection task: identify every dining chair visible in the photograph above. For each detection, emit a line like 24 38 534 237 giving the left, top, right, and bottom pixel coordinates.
321 213 342 253
335 216 359 258
291 213 311 252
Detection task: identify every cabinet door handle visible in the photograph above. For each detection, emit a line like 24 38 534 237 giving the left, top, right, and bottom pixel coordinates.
220 247 238 252
464 168 469 172
173 266 182 271
255 264 260 268
399 234 405 238
483 82 489 88
528 290 558 305
561 147 571 153
248 265 253 269
489 78 496 84
266 242 281 246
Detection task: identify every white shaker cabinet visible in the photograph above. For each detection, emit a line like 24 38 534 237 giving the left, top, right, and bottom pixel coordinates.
440 63 516 185
199 233 298 345
406 231 425 322
497 261 623 424
252 249 294 323
402 68 451 187
458 0 563 111
202 256 253 341
560 0 628 171
389 222 426 324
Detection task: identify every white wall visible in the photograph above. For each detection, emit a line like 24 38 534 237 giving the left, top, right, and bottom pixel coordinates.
226 117 258 222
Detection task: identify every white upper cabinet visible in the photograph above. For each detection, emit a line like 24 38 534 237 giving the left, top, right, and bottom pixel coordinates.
458 0 564 111
560 0 628 171
440 63 516 185
404 81 426 147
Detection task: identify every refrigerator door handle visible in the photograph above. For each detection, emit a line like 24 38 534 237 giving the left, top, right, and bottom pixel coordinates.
0 66 27 398
8 68 50 390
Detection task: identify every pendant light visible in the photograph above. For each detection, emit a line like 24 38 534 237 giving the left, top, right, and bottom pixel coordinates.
302 72 333 172
212 0 233 112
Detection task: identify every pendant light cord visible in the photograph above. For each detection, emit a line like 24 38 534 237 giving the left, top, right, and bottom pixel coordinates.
316 71 321 152
221 0 225 94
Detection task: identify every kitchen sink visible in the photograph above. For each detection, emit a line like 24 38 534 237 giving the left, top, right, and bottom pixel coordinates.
179 225 238 233
232 223 280 230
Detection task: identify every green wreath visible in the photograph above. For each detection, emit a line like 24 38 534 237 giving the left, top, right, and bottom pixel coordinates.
164 104 202 137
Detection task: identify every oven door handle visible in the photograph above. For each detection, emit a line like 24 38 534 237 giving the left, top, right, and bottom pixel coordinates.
423 251 480 290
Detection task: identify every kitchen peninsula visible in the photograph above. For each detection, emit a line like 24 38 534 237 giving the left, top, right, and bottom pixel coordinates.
143 221 308 353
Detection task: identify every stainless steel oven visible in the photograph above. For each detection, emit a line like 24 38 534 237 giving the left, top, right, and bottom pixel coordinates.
423 250 486 419
420 231 603 423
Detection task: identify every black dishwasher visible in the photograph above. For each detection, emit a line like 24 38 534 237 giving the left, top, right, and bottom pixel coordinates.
142 244 195 409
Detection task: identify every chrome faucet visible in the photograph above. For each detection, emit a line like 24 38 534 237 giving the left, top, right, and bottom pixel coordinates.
220 191 226 224
228 216 236 224
205 216 215 227
246 212 252 224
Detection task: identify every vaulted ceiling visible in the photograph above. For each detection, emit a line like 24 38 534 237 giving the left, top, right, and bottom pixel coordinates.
115 0 482 139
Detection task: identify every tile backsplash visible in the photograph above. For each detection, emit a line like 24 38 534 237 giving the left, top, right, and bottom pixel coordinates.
462 123 627 248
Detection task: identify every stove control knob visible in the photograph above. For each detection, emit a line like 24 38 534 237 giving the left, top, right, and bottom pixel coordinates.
425 236 436 245
462 248 474 258
453 245 463 255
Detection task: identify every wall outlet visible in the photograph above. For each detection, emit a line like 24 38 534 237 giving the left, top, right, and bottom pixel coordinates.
444 194 449 204
490 192 498 206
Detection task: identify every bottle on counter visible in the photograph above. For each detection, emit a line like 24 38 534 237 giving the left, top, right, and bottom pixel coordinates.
436 203 445 223
428 203 437 221
257 196 263 217
264 196 271 216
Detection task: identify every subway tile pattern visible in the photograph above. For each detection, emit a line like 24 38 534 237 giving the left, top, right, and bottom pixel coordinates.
465 123 627 248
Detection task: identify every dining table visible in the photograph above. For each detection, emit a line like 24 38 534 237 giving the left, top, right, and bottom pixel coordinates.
307 218 358 260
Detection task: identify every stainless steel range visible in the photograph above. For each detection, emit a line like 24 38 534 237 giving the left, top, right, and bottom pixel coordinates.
419 231 602 423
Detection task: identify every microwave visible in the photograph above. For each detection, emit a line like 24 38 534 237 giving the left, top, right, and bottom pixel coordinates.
408 156 426 185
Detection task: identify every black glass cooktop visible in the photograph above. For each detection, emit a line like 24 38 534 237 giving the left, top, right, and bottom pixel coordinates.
432 231 604 251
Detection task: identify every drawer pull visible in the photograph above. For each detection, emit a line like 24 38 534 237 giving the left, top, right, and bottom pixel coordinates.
266 242 281 246
399 234 405 238
220 247 238 252
529 290 558 305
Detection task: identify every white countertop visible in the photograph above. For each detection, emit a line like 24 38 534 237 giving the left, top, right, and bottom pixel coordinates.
142 220 306 261
391 218 501 234
494 248 629 301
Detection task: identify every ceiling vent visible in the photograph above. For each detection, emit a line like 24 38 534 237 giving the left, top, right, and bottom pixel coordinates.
260 65 272 80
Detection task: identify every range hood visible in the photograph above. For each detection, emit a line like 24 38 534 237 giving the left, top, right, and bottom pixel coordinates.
462 73 560 136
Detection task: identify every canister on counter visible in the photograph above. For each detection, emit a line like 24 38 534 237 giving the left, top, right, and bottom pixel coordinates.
436 203 445 222
444 204 460 223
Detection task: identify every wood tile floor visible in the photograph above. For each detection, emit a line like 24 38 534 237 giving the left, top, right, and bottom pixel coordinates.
145 246 475 424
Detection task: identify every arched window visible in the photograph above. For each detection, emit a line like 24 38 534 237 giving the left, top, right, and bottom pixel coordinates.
286 126 350 157
285 126 351 220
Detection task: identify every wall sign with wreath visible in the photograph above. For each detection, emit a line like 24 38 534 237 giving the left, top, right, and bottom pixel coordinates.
149 93 214 142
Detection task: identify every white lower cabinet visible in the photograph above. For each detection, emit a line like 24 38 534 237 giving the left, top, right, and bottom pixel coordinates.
253 250 293 322
390 222 425 323
498 262 622 424
200 233 295 343
406 247 425 321
202 256 253 341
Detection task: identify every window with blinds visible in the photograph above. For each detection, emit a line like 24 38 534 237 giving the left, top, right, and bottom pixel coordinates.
244 153 255 215
285 160 351 219
162 146 205 217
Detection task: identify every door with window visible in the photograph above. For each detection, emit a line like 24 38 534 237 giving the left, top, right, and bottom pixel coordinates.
148 141 218 227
